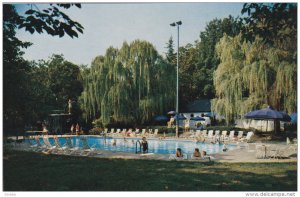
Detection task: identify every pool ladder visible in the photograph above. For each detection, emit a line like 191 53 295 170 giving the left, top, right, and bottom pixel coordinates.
135 140 142 154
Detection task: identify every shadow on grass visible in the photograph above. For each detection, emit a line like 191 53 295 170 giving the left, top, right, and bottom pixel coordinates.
3 149 297 191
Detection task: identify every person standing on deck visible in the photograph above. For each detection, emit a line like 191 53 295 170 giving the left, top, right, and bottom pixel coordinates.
75 123 80 135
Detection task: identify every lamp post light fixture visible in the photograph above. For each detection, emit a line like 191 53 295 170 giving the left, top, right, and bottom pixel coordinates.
170 21 182 138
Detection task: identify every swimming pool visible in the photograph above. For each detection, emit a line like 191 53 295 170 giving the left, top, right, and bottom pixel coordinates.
35 136 236 155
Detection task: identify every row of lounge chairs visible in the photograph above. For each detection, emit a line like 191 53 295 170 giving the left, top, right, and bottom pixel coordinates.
255 143 297 159
239 136 297 160
184 129 254 143
100 128 159 138
27 136 100 156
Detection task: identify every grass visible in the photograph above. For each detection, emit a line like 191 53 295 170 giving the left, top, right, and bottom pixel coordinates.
3 149 297 191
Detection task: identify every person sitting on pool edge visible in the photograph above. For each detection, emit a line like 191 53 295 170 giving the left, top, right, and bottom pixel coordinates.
169 148 187 160
190 148 214 161
191 148 201 159
201 150 215 161
176 148 183 158
141 137 148 153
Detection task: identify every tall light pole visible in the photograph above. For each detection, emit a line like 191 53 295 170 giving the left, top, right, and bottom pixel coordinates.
170 21 182 138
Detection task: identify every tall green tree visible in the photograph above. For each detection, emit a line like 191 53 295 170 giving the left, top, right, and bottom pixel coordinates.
47 54 83 109
177 44 198 110
211 4 297 126
25 60 55 124
165 36 176 64
3 4 84 134
212 34 296 124
24 56 84 127
195 16 243 99
80 40 175 126
241 3 297 48
3 5 32 134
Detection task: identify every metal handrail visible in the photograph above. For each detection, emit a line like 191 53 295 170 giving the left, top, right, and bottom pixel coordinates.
135 140 142 154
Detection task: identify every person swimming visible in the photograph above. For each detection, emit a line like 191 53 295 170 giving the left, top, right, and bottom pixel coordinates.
176 148 183 158
112 139 117 146
223 144 228 152
193 148 201 158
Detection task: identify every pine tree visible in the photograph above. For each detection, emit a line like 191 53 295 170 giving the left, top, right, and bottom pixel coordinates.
165 36 176 65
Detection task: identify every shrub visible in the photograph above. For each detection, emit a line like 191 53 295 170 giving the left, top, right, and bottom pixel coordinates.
89 127 102 135
92 118 103 128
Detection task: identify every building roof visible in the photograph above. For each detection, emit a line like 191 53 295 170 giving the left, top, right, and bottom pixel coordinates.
184 99 211 113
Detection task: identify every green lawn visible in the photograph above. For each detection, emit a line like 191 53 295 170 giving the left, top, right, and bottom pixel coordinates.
3 149 297 191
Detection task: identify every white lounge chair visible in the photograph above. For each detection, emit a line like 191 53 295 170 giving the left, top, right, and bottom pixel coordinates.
137 129 146 137
28 136 46 152
195 130 201 136
266 145 294 159
213 130 220 141
286 137 297 151
266 145 280 159
236 131 244 140
224 130 235 142
42 136 57 153
144 129 150 137
127 129 136 137
113 129 121 137
220 130 227 141
149 129 159 138
120 129 127 137
239 131 254 142
79 137 98 156
206 130 214 141
276 148 288 159
201 130 208 137
185 130 195 139
53 137 69 154
107 128 115 136
64 137 80 155
101 128 108 136
135 129 140 135
255 144 267 159
187 129 199 139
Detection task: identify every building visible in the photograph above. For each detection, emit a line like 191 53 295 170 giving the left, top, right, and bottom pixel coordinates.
181 99 212 119
180 99 213 129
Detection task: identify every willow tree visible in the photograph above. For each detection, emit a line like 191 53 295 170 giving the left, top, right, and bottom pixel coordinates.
80 40 175 126
212 34 296 124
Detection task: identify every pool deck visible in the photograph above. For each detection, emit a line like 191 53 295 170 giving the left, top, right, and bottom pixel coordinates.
87 143 297 163
6 135 298 163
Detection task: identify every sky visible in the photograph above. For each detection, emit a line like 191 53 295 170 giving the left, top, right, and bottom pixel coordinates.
14 3 245 65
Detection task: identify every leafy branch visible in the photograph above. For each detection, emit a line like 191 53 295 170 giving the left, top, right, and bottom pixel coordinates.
17 3 84 38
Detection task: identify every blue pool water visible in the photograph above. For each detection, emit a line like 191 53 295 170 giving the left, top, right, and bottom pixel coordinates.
33 136 236 155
